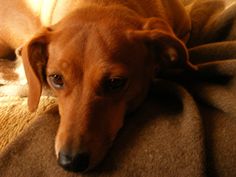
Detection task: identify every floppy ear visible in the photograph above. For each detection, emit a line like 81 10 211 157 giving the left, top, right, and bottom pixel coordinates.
128 18 197 73
21 29 49 112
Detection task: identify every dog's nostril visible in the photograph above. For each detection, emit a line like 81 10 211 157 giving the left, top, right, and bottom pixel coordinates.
58 152 73 168
58 152 90 172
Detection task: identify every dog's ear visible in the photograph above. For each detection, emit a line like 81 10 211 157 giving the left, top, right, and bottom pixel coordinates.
127 18 197 73
21 28 50 112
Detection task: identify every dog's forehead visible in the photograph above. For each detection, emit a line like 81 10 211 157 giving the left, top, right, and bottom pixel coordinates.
46 24 143 82
49 23 138 65
47 5 144 64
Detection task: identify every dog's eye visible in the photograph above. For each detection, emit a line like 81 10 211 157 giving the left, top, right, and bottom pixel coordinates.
48 74 64 89
104 77 127 92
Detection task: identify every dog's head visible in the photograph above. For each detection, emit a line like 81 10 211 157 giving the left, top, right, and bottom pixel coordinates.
21 6 193 172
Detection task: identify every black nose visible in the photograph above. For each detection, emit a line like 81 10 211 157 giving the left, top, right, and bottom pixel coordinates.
58 152 90 172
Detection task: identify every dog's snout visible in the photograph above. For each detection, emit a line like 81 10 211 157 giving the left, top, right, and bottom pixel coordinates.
58 151 90 172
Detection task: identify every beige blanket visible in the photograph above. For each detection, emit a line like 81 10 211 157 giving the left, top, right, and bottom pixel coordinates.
0 0 236 176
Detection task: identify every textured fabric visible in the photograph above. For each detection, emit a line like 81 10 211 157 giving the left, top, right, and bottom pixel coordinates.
0 96 56 151
1 0 236 177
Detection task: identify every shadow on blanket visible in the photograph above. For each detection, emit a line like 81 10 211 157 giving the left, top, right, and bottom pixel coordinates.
0 0 236 177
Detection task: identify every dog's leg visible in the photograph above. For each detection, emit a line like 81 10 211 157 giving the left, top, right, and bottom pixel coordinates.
0 58 28 97
0 44 28 97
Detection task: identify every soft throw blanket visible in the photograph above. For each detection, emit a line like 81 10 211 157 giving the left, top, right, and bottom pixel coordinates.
1 0 236 176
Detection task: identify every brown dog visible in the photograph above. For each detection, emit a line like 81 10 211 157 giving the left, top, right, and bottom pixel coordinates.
0 0 195 172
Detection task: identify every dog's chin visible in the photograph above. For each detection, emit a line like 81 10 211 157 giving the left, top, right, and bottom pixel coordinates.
86 149 109 172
